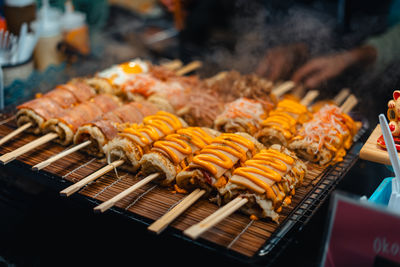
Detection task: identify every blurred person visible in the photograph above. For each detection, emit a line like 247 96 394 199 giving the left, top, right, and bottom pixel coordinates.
256 0 400 89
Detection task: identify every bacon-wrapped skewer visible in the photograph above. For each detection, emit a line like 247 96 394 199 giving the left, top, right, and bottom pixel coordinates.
41 94 121 146
60 111 187 196
0 94 121 164
73 101 158 157
94 127 220 213
288 98 359 166
184 145 306 239
15 81 97 135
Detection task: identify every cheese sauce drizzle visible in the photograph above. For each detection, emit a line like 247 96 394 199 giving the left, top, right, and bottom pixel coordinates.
260 98 311 140
121 111 182 145
232 149 296 203
152 127 214 164
191 133 255 177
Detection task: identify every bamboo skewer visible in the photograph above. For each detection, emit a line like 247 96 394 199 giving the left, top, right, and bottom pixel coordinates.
184 197 248 239
146 90 319 234
299 90 319 106
0 60 190 151
0 122 32 147
60 159 124 197
333 88 350 105
24 61 198 170
183 94 358 240
271 81 295 97
32 140 92 171
175 61 202 76
148 188 206 234
160 59 183 71
94 173 160 213
340 94 358 114
0 132 58 164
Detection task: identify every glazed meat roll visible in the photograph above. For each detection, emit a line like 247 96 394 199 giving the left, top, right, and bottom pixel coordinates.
103 111 187 172
139 127 220 186
73 101 158 157
256 98 312 147
176 132 264 195
42 94 121 146
219 144 306 222
16 81 96 134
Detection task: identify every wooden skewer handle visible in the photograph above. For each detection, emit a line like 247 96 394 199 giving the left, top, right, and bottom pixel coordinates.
175 61 202 76
33 140 92 171
271 81 296 98
0 122 32 147
160 59 183 71
0 132 57 165
60 159 124 197
184 197 248 240
333 88 350 106
94 172 160 213
300 90 319 106
148 189 206 234
340 94 358 114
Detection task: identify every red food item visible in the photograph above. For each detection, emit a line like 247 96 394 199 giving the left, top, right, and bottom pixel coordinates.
377 135 400 151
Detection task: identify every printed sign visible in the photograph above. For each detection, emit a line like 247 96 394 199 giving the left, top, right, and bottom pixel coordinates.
321 192 400 267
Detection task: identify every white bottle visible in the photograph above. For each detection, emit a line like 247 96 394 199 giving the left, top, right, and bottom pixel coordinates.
61 1 90 55
34 0 63 71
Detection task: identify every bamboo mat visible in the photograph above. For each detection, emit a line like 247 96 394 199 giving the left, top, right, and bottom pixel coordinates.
0 117 340 258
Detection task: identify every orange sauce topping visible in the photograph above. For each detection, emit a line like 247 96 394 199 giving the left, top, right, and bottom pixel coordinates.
122 111 182 145
191 133 254 177
232 149 295 201
152 127 213 164
261 98 310 140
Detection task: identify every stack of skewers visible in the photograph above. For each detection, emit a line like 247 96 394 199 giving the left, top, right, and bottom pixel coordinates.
0 58 361 243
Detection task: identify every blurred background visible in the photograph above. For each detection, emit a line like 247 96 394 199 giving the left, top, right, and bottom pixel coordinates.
0 0 399 266
0 0 399 124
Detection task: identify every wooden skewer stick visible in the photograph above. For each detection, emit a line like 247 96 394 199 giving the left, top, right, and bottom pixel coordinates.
32 140 92 171
0 122 32 147
0 132 58 165
175 61 203 76
148 188 206 234
160 59 183 71
60 159 124 197
271 81 296 98
299 90 319 106
333 88 350 106
340 94 358 114
148 90 318 234
28 60 194 170
94 173 160 213
184 197 248 240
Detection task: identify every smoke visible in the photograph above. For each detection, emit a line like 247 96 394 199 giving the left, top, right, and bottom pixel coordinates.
203 4 337 74
200 2 400 127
